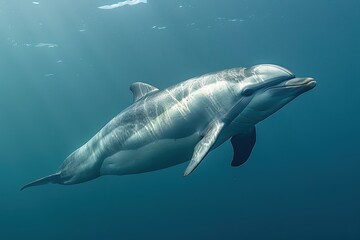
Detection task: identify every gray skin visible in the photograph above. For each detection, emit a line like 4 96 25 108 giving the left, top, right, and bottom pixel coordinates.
21 64 316 190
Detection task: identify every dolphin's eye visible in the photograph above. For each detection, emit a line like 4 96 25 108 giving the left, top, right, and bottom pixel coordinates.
242 88 254 96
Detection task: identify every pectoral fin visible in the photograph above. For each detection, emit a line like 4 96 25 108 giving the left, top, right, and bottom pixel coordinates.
184 120 225 176
231 127 256 167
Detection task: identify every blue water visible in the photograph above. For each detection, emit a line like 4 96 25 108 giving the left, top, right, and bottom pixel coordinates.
1 0 359 239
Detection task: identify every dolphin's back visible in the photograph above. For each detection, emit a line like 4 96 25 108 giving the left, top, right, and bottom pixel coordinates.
95 70 240 154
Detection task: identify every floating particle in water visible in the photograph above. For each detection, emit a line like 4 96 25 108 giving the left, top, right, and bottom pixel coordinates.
151 26 167 30
35 43 58 48
98 0 147 10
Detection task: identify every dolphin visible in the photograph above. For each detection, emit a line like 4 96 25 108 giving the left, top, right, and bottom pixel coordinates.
21 64 316 190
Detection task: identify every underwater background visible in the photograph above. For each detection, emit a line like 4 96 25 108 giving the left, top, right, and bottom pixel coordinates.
1 0 359 239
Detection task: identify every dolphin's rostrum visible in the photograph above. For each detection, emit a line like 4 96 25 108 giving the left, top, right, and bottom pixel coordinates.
21 64 316 190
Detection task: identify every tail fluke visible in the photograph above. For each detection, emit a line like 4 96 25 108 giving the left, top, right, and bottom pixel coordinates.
20 172 61 191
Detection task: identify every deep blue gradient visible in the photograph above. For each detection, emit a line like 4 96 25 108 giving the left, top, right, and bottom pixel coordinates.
1 0 359 239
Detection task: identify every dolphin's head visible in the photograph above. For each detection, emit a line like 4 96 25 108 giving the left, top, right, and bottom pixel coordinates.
234 64 316 124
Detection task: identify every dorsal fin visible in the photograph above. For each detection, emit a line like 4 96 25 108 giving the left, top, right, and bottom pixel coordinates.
130 82 159 102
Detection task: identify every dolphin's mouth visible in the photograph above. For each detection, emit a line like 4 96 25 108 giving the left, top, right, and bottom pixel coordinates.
285 77 316 88
267 77 316 91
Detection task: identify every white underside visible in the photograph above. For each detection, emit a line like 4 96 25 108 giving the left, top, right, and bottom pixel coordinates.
99 133 200 175
98 121 253 176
